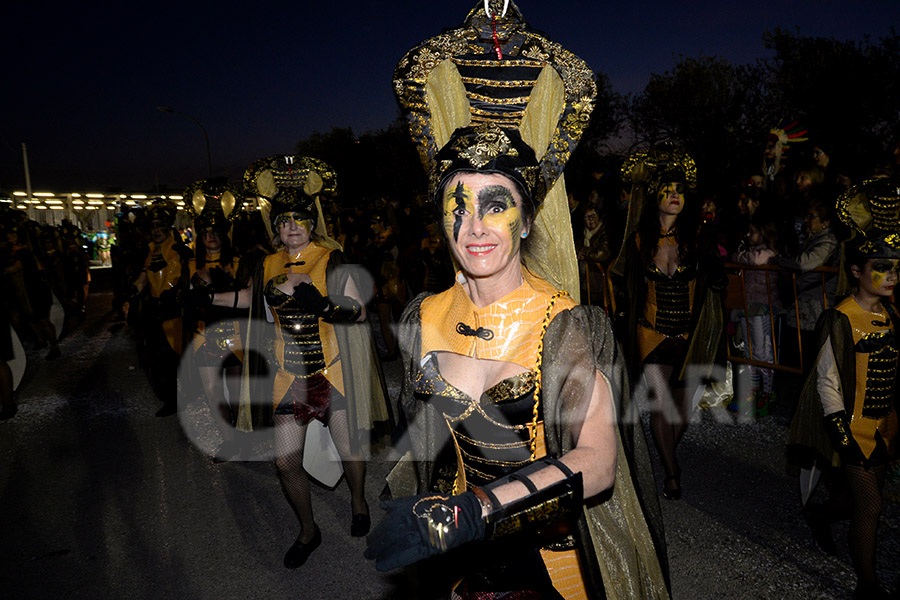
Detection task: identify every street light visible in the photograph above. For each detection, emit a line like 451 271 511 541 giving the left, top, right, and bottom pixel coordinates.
156 106 212 176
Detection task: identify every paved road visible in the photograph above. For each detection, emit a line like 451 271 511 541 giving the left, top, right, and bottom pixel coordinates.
1 283 897 599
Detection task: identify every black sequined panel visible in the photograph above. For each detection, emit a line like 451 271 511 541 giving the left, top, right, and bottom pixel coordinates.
265 282 325 375
205 320 238 350
857 333 898 419
647 263 695 336
415 356 538 487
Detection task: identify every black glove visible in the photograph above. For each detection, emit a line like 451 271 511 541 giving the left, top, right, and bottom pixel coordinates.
185 287 214 310
822 410 867 466
322 295 362 322
292 283 330 317
364 491 485 572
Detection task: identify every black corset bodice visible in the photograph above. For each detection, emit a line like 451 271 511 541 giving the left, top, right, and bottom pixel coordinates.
265 281 325 375
414 354 540 488
644 262 696 336
855 330 899 420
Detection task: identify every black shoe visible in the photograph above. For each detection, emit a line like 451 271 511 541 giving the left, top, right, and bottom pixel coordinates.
45 347 61 360
283 526 321 569
805 509 837 556
351 512 370 537
155 404 177 417
662 475 681 500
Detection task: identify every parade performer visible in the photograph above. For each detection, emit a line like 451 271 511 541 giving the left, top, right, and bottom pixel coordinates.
182 177 251 461
366 3 669 598
3 213 61 360
130 198 190 416
761 119 808 193
612 145 726 501
206 155 390 568
789 178 900 599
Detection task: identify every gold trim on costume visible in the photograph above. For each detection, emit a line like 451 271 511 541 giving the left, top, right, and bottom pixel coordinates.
836 296 898 458
420 270 574 370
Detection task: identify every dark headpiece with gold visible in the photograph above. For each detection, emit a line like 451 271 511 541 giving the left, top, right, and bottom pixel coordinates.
393 0 597 298
837 177 900 259
183 177 244 232
612 143 697 276
622 144 698 192
146 198 177 226
243 155 339 249
434 124 542 206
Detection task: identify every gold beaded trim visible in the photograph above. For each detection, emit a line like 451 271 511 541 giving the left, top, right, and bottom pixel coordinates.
459 76 536 88
530 291 568 460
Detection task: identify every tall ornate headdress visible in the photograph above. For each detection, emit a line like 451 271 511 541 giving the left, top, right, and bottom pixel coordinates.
612 143 697 276
242 155 339 249
182 177 244 232
837 177 900 259
393 0 597 299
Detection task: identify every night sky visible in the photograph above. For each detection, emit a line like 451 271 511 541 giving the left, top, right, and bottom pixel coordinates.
2 0 898 192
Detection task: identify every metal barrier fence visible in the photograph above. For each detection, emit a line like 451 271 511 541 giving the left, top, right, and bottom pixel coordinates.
723 263 838 374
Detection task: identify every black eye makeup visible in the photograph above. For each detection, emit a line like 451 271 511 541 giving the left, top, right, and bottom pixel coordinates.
275 213 306 227
871 260 895 273
477 185 515 219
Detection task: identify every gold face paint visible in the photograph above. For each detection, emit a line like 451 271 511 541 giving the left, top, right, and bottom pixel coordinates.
657 182 685 215
275 213 312 232
442 181 475 243
869 259 899 291
441 173 528 283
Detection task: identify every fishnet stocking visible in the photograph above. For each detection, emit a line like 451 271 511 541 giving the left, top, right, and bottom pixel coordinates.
274 414 315 542
326 408 368 516
845 464 886 588
274 407 369 544
644 364 690 484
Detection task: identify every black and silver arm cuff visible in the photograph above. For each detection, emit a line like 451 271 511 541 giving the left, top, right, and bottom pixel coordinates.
473 456 583 543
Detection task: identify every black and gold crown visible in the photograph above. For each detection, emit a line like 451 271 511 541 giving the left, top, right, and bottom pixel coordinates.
621 144 698 192
243 155 338 245
611 144 698 275
433 123 543 205
392 0 596 298
837 177 900 258
146 198 177 226
183 177 244 231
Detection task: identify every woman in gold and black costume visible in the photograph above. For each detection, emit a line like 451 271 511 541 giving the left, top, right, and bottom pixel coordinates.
131 198 191 416
366 3 669 598
789 178 900 599
182 178 253 461
205 156 390 569
613 147 725 501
